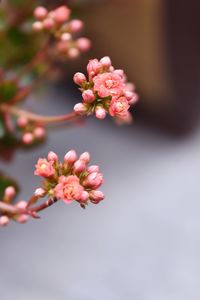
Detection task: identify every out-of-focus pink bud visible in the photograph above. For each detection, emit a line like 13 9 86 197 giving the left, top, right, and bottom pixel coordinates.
95 106 107 120
32 21 43 32
73 72 86 85
34 6 48 20
82 89 95 103
48 151 58 162
17 117 28 128
43 18 55 30
61 33 72 41
74 103 88 115
0 216 10 226
100 56 112 68
128 93 139 105
87 59 102 78
69 19 83 32
73 159 86 173
79 152 90 163
34 127 46 139
68 48 80 59
64 150 77 164
16 201 27 209
16 214 29 224
34 188 46 197
4 186 16 199
22 133 34 145
87 165 100 174
76 38 91 52
90 190 105 202
54 6 71 24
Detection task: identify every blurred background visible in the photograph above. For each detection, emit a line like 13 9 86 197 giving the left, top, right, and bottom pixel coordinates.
1 0 200 299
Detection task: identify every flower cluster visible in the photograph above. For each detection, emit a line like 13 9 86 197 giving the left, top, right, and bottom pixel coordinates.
33 5 91 60
0 186 29 227
17 117 46 145
34 150 104 207
73 57 138 122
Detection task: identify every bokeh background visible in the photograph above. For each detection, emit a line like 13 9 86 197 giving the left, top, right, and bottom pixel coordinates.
1 1 200 299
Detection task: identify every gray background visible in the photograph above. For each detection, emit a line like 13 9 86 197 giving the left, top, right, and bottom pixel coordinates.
0 86 200 300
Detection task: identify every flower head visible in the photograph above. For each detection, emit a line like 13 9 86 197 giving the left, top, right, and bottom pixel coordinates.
73 56 138 122
34 158 55 178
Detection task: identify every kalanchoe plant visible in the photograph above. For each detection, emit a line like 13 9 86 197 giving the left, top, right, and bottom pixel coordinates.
0 3 138 226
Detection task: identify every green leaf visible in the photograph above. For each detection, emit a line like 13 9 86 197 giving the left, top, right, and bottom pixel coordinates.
0 80 17 103
0 172 19 199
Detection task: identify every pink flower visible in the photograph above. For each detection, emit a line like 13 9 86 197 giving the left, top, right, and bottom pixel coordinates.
95 106 107 120
93 73 125 98
82 89 96 103
73 72 86 85
55 175 84 204
53 6 71 24
34 158 55 178
109 96 130 117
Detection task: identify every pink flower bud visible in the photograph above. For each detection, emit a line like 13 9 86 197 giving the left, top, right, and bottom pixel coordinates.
90 190 105 202
68 48 80 59
84 172 103 189
43 18 55 30
79 152 90 163
32 21 43 32
4 186 16 199
16 201 27 209
74 103 88 115
126 82 135 92
95 106 107 120
128 93 139 105
76 38 91 52
73 159 86 173
48 151 58 162
61 32 72 41
17 117 28 128
69 19 83 32
113 69 124 78
16 214 29 224
64 150 77 164
82 89 95 103
22 133 34 145
34 188 46 197
0 216 10 226
124 91 134 101
80 191 89 202
34 6 48 20
87 165 100 174
73 72 86 85
54 6 71 24
87 59 102 78
34 127 46 139
100 56 112 68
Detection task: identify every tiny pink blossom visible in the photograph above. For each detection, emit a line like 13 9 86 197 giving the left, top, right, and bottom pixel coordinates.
48 151 58 162
90 190 105 203
43 18 55 30
68 48 80 59
74 103 88 114
82 89 95 103
34 127 46 139
76 38 91 52
87 165 100 174
93 73 125 98
55 175 83 204
80 191 89 202
79 152 90 163
22 132 34 145
17 117 28 128
15 201 27 209
34 188 46 197
73 72 86 85
73 159 86 174
100 56 112 69
0 216 10 226
16 214 29 224
34 6 48 20
69 19 83 32
4 186 16 199
87 59 102 78
32 21 43 32
64 150 77 165
109 96 130 117
53 6 71 24
95 106 107 120
34 158 55 178
84 172 104 190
